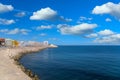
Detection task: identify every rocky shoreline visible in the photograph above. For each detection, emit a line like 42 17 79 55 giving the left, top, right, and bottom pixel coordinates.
0 46 47 80
13 47 46 80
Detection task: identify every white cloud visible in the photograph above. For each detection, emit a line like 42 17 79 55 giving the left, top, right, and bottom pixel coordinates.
84 29 120 44
64 18 72 22
20 29 30 35
86 33 98 38
49 38 58 41
15 12 26 17
36 25 52 30
86 29 114 38
7 28 20 34
0 29 8 33
92 2 120 20
80 16 93 21
0 28 30 35
60 16 72 22
76 21 82 24
57 23 97 35
30 7 72 22
30 7 57 20
39 33 47 36
105 18 112 22
86 29 120 44
98 29 114 36
77 16 93 24
0 3 14 13
94 34 120 43
0 18 15 25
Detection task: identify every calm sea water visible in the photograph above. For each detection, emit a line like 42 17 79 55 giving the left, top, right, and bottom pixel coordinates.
20 46 120 80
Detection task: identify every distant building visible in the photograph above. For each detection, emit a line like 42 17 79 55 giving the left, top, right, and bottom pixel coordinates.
43 41 49 46
0 38 5 46
19 41 25 47
5 39 13 47
12 40 19 47
3 38 19 47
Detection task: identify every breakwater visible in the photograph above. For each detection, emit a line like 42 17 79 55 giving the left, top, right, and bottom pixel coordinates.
0 46 47 80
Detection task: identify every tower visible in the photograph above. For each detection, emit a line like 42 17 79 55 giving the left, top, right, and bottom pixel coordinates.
43 41 48 46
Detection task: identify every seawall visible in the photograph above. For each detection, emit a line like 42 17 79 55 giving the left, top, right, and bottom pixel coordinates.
0 46 47 80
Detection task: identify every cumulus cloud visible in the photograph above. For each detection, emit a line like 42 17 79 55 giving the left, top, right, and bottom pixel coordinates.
84 29 120 44
98 29 114 36
39 33 47 36
30 7 57 20
57 23 97 35
77 16 93 24
36 25 52 30
0 29 8 33
105 18 112 22
86 33 98 38
80 16 93 21
15 12 26 17
7 28 20 34
0 18 15 25
64 18 72 22
0 28 30 35
94 34 120 43
92 2 120 20
60 16 72 22
49 38 58 41
86 29 120 44
0 3 14 13
20 29 31 35
30 7 72 22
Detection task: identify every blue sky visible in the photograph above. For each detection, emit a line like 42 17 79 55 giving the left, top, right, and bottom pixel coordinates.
0 0 120 45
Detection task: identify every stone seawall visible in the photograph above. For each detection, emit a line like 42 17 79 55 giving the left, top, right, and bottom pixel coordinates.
0 47 47 80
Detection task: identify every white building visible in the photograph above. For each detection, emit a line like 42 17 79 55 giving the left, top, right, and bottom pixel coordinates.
5 39 13 47
43 41 49 46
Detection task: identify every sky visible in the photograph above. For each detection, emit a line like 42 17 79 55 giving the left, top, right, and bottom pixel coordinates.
0 0 120 45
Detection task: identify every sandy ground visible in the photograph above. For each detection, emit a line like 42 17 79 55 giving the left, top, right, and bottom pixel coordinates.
0 47 46 80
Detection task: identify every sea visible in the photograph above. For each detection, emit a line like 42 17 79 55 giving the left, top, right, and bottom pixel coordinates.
20 46 120 80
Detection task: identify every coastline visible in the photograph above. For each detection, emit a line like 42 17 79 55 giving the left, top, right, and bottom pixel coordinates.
0 46 47 80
